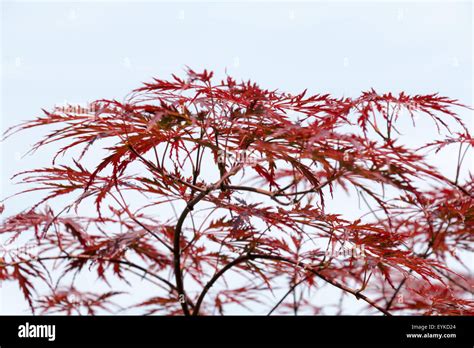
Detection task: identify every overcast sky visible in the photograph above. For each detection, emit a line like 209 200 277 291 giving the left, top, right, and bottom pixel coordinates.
1 0 472 314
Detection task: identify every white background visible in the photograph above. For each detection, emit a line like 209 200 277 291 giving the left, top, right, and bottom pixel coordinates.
1 0 472 314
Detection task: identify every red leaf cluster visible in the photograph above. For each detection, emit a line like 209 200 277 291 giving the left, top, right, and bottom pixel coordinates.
1 69 472 315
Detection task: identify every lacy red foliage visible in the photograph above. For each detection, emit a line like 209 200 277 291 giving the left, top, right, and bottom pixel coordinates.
1 68 472 315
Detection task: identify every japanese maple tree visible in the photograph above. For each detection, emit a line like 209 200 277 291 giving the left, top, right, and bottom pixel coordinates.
1 69 473 315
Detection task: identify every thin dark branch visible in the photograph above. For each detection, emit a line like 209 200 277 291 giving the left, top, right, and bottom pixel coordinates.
192 253 391 316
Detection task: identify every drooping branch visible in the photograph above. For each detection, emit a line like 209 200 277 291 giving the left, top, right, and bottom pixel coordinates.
192 253 392 316
0 254 195 310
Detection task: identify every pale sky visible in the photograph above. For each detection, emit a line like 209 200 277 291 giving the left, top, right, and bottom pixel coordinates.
1 0 472 314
